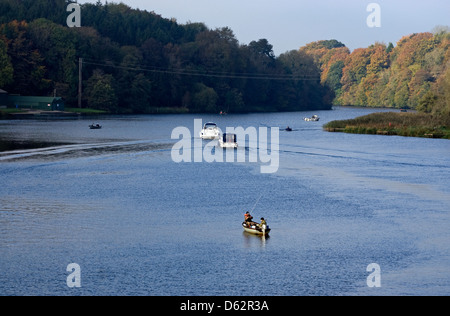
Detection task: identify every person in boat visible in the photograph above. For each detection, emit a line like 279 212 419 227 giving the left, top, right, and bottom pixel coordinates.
244 211 253 223
259 217 267 229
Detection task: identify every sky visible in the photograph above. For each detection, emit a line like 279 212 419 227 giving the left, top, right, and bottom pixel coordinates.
77 0 450 55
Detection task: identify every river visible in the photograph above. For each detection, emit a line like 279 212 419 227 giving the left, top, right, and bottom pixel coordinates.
0 106 449 296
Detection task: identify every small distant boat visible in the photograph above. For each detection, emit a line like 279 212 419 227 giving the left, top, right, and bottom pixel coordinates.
304 115 320 122
285 126 293 132
200 122 220 140
89 123 102 129
242 221 270 236
219 133 238 148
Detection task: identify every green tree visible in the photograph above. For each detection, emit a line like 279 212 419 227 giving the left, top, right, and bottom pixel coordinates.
278 49 330 110
127 73 153 113
191 83 218 113
394 84 410 108
223 88 245 113
417 90 437 113
0 37 13 87
386 42 394 54
27 19 78 102
434 68 450 121
248 39 275 61
325 60 344 92
85 70 118 112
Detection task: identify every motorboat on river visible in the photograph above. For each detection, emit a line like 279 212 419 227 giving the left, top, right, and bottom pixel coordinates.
89 123 102 129
219 133 238 148
304 115 320 122
200 122 220 140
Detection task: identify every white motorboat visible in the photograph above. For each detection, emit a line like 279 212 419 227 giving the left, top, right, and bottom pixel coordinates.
200 122 220 139
304 115 320 122
219 133 238 148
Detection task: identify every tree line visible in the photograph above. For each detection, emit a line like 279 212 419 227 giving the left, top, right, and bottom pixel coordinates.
1 1 448 117
0 0 331 113
301 31 450 118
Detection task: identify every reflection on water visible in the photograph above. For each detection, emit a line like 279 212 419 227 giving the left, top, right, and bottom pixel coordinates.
242 231 270 248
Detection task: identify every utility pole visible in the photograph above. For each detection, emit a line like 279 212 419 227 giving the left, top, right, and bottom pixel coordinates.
78 57 83 108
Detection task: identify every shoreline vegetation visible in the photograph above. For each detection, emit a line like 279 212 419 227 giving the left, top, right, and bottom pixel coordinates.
0 107 106 119
0 106 289 119
0 106 191 118
324 112 450 139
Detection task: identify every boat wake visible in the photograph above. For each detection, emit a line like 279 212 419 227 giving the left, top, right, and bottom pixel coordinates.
278 142 450 170
0 140 173 162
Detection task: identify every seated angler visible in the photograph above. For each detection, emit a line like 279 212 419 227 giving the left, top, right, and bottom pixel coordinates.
259 217 267 229
244 211 253 223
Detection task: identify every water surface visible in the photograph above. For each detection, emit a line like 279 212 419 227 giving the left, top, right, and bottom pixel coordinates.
0 107 449 296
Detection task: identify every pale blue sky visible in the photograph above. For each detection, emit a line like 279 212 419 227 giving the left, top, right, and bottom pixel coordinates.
78 0 450 55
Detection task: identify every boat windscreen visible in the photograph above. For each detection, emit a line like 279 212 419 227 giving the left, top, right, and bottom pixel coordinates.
223 134 236 143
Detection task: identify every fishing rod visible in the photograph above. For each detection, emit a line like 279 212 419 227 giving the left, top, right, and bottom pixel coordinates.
250 193 263 213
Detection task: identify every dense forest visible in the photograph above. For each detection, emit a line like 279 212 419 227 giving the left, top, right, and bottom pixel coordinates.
0 0 331 113
301 31 450 117
0 1 448 116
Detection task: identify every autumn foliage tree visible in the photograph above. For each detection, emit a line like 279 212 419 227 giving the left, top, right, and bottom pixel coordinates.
302 30 449 115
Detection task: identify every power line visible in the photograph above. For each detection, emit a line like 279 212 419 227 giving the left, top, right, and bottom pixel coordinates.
80 59 321 81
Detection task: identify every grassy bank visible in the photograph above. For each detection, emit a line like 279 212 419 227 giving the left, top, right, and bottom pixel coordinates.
1 107 189 118
1 107 108 118
141 107 189 114
65 107 110 115
66 107 190 115
0 108 27 118
324 112 450 139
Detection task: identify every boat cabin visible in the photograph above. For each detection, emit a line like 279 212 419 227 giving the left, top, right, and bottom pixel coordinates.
219 133 238 148
204 122 218 129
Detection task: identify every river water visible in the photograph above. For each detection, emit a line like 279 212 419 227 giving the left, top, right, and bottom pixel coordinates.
0 107 449 296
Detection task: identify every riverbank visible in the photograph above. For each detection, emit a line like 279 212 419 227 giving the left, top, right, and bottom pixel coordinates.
0 107 109 119
0 106 194 119
324 112 450 139
0 109 81 119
